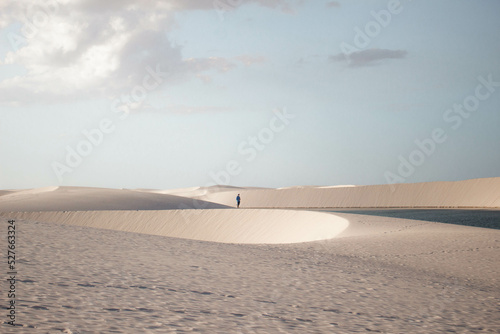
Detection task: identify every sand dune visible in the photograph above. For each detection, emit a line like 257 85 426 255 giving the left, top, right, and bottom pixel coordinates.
0 186 227 211
134 185 268 198
0 190 16 196
1 178 498 245
195 177 500 208
1 216 497 333
0 185 351 244
0 179 499 332
5 178 498 213
6 209 349 244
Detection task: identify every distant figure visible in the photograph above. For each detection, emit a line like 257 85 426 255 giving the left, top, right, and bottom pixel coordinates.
236 194 241 208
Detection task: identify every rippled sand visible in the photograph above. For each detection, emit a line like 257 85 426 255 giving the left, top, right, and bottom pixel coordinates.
1 213 498 333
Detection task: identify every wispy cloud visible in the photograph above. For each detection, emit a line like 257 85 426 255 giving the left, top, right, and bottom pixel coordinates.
330 48 408 67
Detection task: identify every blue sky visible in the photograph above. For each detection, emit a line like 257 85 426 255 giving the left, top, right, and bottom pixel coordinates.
1 0 499 190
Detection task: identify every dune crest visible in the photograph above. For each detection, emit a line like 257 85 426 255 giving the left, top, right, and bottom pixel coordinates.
1 186 59 197
195 177 500 208
0 186 227 211
7 209 349 244
2 178 498 245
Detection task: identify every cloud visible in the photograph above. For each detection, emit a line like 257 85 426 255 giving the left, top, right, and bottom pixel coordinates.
211 0 296 15
330 48 408 67
0 0 289 105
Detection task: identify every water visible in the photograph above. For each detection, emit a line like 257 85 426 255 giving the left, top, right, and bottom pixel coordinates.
323 208 500 230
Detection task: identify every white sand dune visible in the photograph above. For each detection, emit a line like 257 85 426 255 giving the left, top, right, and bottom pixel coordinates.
330 212 500 286
135 186 208 197
5 209 349 244
317 184 358 189
0 190 16 196
0 186 59 197
1 178 498 245
0 178 499 332
134 185 269 198
0 186 227 211
0 185 350 244
195 177 500 208
1 211 499 332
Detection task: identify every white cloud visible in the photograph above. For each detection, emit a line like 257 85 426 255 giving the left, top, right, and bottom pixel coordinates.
0 0 289 105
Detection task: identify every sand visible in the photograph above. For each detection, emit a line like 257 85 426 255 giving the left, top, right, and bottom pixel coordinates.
0 178 499 333
5 210 349 244
191 177 500 208
1 215 498 333
0 186 228 211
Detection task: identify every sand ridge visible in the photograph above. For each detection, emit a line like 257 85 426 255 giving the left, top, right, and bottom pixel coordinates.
193 177 500 208
133 185 269 198
5 209 350 244
1 178 499 245
0 186 228 212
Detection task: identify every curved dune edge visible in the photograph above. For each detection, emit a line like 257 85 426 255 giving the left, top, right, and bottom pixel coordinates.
4 209 349 244
0 186 228 211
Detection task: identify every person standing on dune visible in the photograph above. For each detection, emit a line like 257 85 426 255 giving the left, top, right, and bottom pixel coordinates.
236 194 241 208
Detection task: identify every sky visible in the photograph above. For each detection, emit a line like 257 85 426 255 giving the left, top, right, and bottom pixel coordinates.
1 0 499 190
